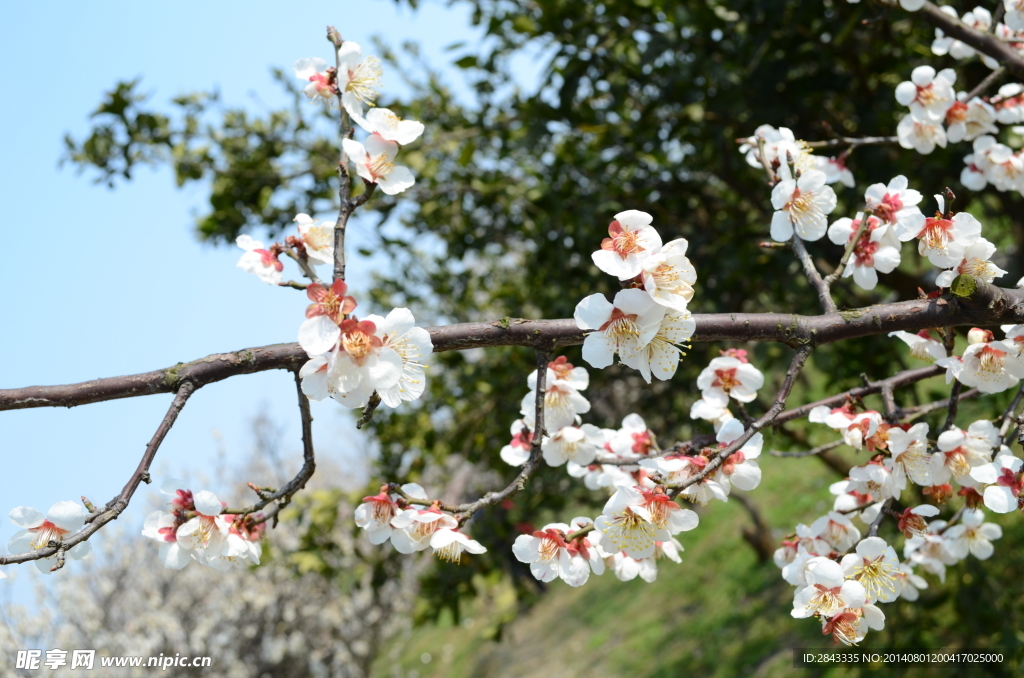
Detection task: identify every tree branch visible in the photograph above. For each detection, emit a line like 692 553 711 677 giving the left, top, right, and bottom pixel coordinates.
791 235 837 314
0 381 195 567
3 280 1021 412
908 2 1024 78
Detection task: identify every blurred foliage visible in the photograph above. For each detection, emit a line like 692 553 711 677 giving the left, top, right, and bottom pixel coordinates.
64 0 1024 656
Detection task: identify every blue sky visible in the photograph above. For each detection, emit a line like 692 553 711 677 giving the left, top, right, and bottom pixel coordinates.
0 0 534 605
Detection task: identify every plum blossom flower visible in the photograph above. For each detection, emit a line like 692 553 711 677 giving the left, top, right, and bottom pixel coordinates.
390 506 458 553
542 425 605 467
822 602 885 646
813 155 855 187
354 483 427 545
932 424 996 485
595 486 697 559
841 537 900 603
326 315 404 407
713 418 763 493
934 238 1007 287
500 419 534 466
9 501 91 573
969 454 1024 513
896 113 947 155
602 538 683 583
846 461 897 503
689 398 735 431
293 57 337 107
293 213 335 265
1002 324 1024 356
770 168 837 242
375 308 432 408
640 310 695 382
574 289 666 373
639 238 697 312
896 504 941 539
945 97 998 143
957 336 1024 394
297 280 358 356
888 423 935 489
360 107 424 145
943 508 1002 559
696 354 764 407
904 522 959 582
173 490 247 567
893 563 928 601
888 330 947 363
591 210 663 280
336 41 382 125
1007 0 1024 32
739 125 812 173
895 66 956 122
513 517 604 586
791 558 866 619
826 213 901 290
521 368 591 431
932 7 991 59
905 194 982 268
810 511 862 553
342 136 415 195
864 175 924 236
235 235 283 285
430 528 487 563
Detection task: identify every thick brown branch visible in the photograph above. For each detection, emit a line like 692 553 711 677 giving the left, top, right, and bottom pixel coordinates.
3 281 1021 412
910 2 1024 78
0 382 195 567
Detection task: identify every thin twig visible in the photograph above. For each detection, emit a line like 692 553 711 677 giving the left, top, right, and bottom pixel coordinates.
0 382 195 567
868 498 893 538
966 67 1006 101
791 235 838 314
899 387 980 420
356 392 382 430
824 215 871 286
943 381 963 431
278 280 310 291
283 250 323 285
328 26 353 283
803 136 898 149
998 382 1024 445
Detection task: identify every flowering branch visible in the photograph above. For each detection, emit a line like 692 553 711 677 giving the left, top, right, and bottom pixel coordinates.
4 280 1021 412
0 381 194 568
328 26 352 283
905 1 1024 77
803 135 898 149
824 215 872 287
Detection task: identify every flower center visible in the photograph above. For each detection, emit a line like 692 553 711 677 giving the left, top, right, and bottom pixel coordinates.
538 537 561 562
945 100 968 124
784 187 818 224
434 541 464 563
919 217 952 251
345 57 382 105
29 520 69 549
915 83 938 107
978 346 1006 373
367 152 396 180
852 556 897 600
712 367 740 392
599 309 641 345
601 508 656 553
808 584 845 618
303 224 333 251
601 222 646 259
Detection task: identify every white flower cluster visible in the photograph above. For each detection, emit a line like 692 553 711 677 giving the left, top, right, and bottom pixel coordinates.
295 42 422 195
935 325 1024 395
575 210 696 382
354 483 486 562
142 480 262 571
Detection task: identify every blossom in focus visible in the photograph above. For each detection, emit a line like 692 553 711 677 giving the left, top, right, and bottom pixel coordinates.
513 517 604 586
9 501 91 573
791 558 865 619
769 168 837 242
639 238 697 312
521 369 591 431
888 423 935 489
888 330 946 363
235 235 283 285
945 97 997 143
713 418 763 492
336 41 382 125
574 289 666 372
639 310 695 382
293 57 337 107
895 66 956 122
591 210 663 280
689 398 735 431
1002 324 1024 356
969 453 1023 513
342 136 415 195
542 425 606 467
826 213 901 290
896 504 941 539
893 563 928 601
326 315 404 408
934 238 1007 288
904 194 982 268
810 511 862 553
430 528 487 563
957 336 1024 394
822 601 885 646
943 508 1002 559
864 175 925 237
840 537 900 603
376 308 433 408
696 355 764 407
293 213 335 265
360 107 424 145
738 124 812 172
595 486 695 559
390 506 458 553
173 490 248 567
931 423 997 485
297 280 358 356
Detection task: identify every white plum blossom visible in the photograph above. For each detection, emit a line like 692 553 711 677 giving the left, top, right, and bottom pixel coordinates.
500 419 533 466
336 41 382 125
889 330 947 363
935 238 1007 288
713 418 763 492
1002 324 1024 356
841 537 900 603
896 504 941 539
361 107 424 145
430 528 487 563
846 461 898 503
376 308 432 408
343 136 415 196
512 517 604 586
895 66 956 122
904 522 959 582
689 397 735 431
172 490 246 567
542 424 605 467
897 113 947 155
293 213 335 266
1008 0 1024 31
739 124 812 172
932 424 995 485
822 601 885 646
235 235 283 285
591 210 663 280
813 155 855 187
932 7 991 59
639 238 697 312
640 310 695 382
943 508 1002 559
595 486 697 559
354 483 427 545
904 195 982 268
390 507 458 553
521 374 590 431
810 511 862 553
893 563 929 601
297 279 358 357
945 97 998 143
606 414 655 460
864 175 924 236
969 454 1023 513
9 501 91 573
791 558 865 619
574 288 666 373
696 353 764 406
958 337 1024 394
826 213 901 290
293 57 337 107
326 315 404 408
769 168 837 242
888 423 935 489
